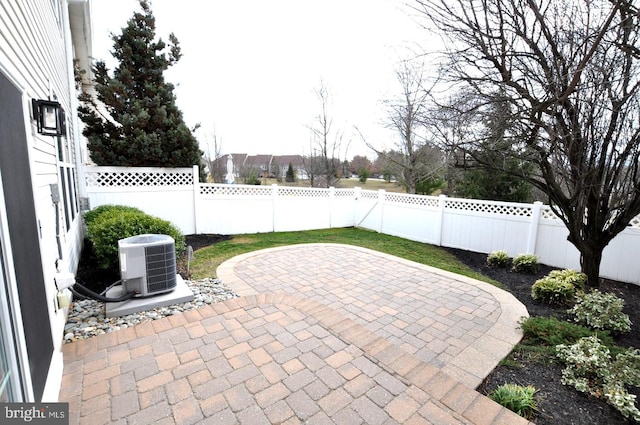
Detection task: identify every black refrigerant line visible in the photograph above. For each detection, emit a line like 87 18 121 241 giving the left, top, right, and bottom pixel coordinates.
70 279 137 303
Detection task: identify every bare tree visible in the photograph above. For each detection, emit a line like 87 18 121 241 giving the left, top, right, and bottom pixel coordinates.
416 0 640 286
238 164 261 185
364 61 445 194
301 147 325 188
350 155 373 176
426 93 477 195
270 160 282 182
307 81 344 187
202 129 224 182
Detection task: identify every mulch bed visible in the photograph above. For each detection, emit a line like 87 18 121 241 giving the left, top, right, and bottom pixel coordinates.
445 247 640 425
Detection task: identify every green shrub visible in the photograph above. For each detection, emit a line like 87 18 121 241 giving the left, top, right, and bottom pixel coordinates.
556 336 640 421
520 316 613 347
489 384 538 419
487 250 510 268
512 253 538 273
358 167 369 183
531 269 586 306
86 207 184 272
569 290 632 333
547 269 587 289
83 204 143 227
556 336 614 396
610 348 640 388
531 277 575 305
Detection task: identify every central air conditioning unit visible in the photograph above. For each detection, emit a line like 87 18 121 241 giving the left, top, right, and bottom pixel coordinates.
118 234 177 297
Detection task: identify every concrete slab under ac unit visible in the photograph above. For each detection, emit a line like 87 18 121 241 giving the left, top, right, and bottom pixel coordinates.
105 274 194 318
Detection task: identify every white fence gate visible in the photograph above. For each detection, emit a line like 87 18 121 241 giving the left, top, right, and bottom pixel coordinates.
83 165 640 285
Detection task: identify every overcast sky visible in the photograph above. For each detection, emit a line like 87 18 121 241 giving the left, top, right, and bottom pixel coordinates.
90 0 434 159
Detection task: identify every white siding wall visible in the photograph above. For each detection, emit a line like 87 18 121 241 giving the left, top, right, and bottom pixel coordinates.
1 0 87 401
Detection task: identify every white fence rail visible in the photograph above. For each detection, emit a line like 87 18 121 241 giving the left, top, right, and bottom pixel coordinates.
83 165 640 285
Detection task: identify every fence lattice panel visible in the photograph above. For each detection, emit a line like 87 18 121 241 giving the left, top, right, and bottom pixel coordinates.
200 185 273 197
85 168 192 187
384 193 440 207
444 199 533 217
278 187 330 198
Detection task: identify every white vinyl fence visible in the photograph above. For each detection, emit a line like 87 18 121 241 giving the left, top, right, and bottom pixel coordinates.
83 165 640 285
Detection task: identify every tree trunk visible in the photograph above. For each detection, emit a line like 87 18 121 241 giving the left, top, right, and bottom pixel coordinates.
579 244 603 288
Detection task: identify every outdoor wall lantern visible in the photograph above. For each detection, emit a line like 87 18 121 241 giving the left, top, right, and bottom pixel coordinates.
32 99 66 137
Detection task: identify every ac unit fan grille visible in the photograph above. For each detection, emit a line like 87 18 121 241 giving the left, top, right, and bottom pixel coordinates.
145 243 177 294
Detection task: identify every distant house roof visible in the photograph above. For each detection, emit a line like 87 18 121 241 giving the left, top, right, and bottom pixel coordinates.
230 153 247 164
273 155 304 167
244 154 272 168
209 154 310 179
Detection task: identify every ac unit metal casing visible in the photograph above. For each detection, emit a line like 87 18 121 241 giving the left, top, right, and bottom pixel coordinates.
118 234 177 297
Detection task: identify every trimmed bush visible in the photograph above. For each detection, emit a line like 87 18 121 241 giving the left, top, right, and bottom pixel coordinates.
489 384 538 419
569 290 632 333
531 269 586 306
83 204 144 227
487 250 510 268
512 253 538 273
85 206 184 272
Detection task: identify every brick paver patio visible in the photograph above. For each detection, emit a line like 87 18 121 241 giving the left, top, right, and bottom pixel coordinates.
60 243 532 424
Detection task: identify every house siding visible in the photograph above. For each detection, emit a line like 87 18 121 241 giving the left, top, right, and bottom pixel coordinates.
0 0 88 401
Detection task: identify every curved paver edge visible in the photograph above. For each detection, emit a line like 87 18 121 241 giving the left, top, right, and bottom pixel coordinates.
216 243 529 388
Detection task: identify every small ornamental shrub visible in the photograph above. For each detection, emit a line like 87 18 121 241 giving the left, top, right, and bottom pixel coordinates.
489 384 538 419
556 336 612 394
519 316 613 347
86 206 185 271
556 336 640 421
547 269 587 289
604 385 640 423
512 253 538 273
569 290 632 333
531 269 586 306
531 277 575 305
610 348 640 387
487 250 511 268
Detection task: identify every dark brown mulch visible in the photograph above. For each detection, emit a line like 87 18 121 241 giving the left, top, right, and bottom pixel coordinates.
185 234 231 251
74 241 120 294
445 247 640 425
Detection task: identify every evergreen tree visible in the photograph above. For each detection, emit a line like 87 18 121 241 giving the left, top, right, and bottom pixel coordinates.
456 161 532 202
285 163 295 182
78 0 202 170
455 96 533 203
358 167 369 183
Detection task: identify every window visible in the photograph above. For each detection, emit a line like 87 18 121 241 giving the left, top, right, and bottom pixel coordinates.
0 222 23 402
56 117 78 232
50 0 64 32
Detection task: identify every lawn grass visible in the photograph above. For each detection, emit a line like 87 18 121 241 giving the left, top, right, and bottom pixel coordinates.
187 227 500 286
253 177 406 192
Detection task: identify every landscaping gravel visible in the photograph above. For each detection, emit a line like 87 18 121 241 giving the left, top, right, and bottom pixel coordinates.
63 278 237 343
